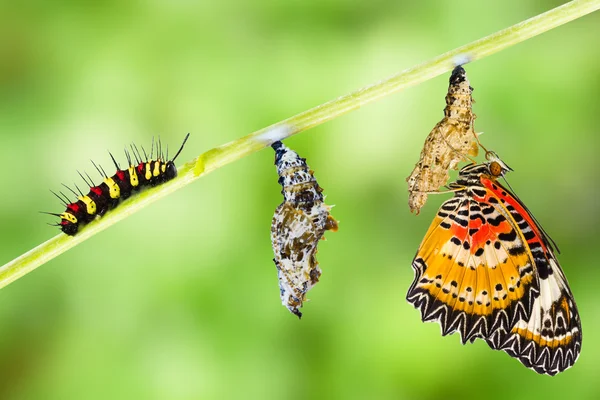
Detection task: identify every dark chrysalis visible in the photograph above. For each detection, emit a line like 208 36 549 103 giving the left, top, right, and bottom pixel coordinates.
270 141 338 318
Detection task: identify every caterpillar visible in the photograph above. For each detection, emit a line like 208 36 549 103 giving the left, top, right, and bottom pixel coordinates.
270 141 338 318
46 134 190 236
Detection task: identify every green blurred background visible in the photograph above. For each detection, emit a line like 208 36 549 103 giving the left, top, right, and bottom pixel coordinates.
0 1 599 399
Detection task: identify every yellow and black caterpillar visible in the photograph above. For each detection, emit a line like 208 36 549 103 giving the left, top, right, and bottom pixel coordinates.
47 134 190 235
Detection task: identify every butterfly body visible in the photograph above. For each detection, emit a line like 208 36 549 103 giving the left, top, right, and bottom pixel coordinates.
407 157 581 375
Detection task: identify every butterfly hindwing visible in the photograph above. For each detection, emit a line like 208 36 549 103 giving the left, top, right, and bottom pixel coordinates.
481 177 582 375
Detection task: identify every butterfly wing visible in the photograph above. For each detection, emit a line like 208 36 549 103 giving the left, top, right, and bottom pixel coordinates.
407 190 540 344
481 177 582 375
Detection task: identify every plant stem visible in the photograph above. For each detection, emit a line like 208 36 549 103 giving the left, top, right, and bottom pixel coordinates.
1 0 598 289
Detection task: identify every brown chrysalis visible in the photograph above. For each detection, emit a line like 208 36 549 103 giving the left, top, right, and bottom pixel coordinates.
270 141 338 318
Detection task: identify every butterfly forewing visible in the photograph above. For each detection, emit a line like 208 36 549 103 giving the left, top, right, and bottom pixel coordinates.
408 190 539 343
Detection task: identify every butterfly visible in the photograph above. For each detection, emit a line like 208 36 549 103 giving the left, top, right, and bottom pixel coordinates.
406 153 581 375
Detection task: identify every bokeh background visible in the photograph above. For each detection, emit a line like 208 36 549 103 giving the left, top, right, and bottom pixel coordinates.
0 1 599 399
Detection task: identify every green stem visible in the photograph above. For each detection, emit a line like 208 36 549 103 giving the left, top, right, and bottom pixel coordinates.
1 0 598 289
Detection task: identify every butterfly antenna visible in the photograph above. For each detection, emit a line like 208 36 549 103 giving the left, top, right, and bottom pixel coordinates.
171 133 190 162
109 151 120 170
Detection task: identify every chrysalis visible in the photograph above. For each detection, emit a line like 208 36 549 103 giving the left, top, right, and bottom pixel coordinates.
406 65 480 214
270 141 338 318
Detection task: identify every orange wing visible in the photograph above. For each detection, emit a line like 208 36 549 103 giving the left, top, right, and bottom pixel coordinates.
407 193 540 344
